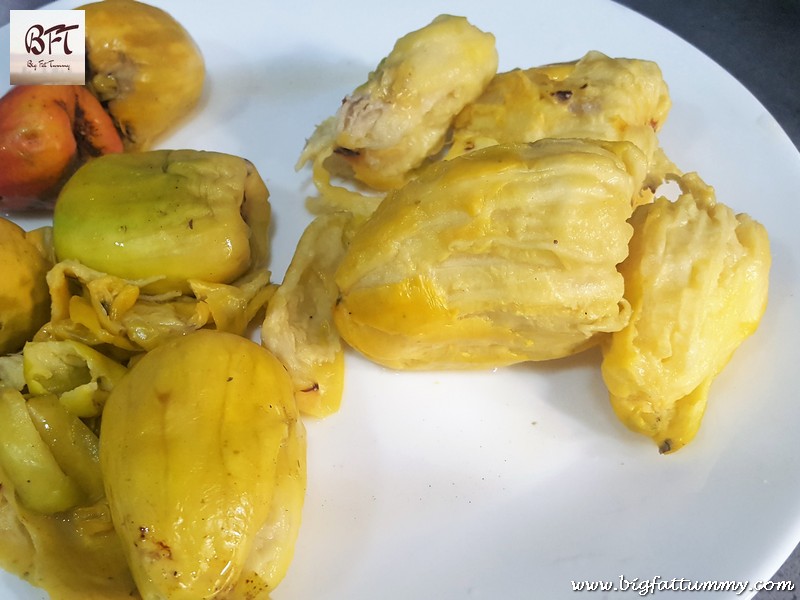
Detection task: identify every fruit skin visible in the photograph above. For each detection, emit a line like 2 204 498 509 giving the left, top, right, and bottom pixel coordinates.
0 85 123 211
52 149 271 295
297 14 498 190
334 138 647 370
600 173 771 453
0 218 52 354
81 0 206 151
447 51 671 164
263 212 358 418
23 339 128 418
0 388 83 514
100 330 306 600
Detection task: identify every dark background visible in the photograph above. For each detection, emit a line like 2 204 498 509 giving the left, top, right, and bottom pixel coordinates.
614 0 799 151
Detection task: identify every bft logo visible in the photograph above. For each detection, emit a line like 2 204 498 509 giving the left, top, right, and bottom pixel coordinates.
25 23 80 56
9 10 86 85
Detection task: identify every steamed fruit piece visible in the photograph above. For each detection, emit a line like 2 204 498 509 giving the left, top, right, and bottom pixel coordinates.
81 0 205 150
0 388 83 514
334 138 648 370
447 51 671 171
52 149 270 295
0 344 133 597
263 212 359 418
100 330 306 599
0 218 52 354
298 14 498 190
39 256 275 355
0 477 136 600
23 339 128 418
0 388 104 514
0 85 123 210
601 174 771 453
0 342 123 517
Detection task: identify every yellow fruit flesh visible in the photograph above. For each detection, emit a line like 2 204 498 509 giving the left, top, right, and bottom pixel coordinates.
0 219 51 355
298 14 498 190
100 330 306 599
334 139 647 369
263 212 358 418
53 150 270 296
81 0 205 150
601 174 771 452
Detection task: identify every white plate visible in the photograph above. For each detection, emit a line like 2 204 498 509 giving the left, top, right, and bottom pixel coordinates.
2 1 800 599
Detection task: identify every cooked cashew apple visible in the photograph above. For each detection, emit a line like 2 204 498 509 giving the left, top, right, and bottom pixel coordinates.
81 0 205 150
263 212 359 417
0 218 52 354
52 150 271 295
23 339 128 418
601 173 771 453
0 388 102 514
298 14 498 190
334 139 648 369
447 51 671 165
0 471 136 599
25 394 104 504
0 85 124 211
100 330 306 599
39 258 274 355
0 388 82 514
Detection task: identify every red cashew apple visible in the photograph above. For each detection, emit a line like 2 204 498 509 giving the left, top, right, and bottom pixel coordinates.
0 85 123 211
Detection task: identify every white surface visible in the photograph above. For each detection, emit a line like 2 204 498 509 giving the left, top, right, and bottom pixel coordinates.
2 1 800 599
